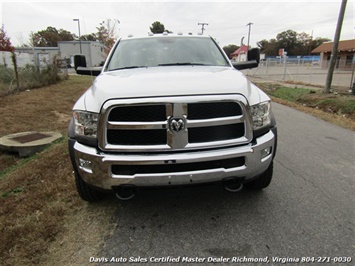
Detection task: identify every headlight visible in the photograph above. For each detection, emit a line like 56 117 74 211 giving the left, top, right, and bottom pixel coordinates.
73 111 98 138
250 101 271 130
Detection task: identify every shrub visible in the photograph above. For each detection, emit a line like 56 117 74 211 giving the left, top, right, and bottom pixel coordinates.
0 55 68 96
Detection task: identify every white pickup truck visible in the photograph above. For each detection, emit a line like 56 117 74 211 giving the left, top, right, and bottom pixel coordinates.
68 33 277 201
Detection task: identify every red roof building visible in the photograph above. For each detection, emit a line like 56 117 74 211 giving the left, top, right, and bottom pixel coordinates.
230 45 248 62
311 39 355 69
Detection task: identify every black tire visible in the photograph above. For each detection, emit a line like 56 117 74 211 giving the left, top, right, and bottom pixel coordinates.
74 172 104 202
245 161 273 190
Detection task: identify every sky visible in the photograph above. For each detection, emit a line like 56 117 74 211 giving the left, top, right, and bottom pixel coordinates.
1 0 354 48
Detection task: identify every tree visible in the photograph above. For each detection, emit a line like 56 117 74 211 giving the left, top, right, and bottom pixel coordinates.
311 37 331 51
257 39 279 56
223 44 239 59
150 21 165 34
257 30 330 56
80 33 97 41
30 26 75 47
295 32 312 55
276 29 299 55
0 24 15 51
96 19 118 54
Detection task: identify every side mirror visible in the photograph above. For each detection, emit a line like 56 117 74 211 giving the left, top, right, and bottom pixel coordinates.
248 48 260 64
232 60 258 70
74 55 86 70
76 66 102 76
74 55 102 76
232 47 260 70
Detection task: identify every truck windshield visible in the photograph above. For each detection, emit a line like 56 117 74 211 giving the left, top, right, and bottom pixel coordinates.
106 36 229 71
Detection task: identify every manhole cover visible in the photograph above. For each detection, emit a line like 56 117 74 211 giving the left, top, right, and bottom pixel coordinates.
0 131 62 157
10 132 51 144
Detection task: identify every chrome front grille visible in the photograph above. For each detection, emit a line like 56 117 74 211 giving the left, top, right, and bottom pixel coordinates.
98 95 252 152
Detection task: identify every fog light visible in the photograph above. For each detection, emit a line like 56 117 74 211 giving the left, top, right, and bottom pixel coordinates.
79 158 93 173
261 147 272 159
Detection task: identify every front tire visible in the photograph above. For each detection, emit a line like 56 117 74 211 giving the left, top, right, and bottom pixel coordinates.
245 161 273 190
74 172 104 202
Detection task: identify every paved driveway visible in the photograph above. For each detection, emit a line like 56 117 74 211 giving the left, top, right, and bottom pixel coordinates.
98 103 355 265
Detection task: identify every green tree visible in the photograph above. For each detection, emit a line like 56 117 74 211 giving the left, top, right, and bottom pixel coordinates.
295 32 312 55
30 26 75 47
223 44 239 59
150 21 165 34
311 37 331 51
276 29 299 55
257 30 330 56
0 24 15 51
257 39 279 56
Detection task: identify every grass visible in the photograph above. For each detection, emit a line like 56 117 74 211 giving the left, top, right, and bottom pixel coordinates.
0 154 38 180
1 141 78 264
257 83 355 130
0 75 116 265
300 94 355 116
266 86 314 102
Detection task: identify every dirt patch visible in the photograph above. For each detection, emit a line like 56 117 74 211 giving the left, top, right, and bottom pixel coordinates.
52 111 72 125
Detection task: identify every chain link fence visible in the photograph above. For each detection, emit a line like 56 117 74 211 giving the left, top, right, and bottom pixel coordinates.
244 57 354 91
0 51 68 96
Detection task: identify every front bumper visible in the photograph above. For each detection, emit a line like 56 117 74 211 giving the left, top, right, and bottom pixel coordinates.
71 130 276 190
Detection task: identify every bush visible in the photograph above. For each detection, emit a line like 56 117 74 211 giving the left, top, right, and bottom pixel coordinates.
0 56 68 97
267 86 312 102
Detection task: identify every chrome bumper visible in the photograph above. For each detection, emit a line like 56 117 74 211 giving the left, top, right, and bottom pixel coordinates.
73 130 275 190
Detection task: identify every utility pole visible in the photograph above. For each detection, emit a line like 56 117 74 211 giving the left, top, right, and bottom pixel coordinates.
73 18 82 54
198 23 208 35
325 0 347 93
308 30 313 56
246 22 253 50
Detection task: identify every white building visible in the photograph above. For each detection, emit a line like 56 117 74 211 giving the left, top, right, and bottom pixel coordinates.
58 41 106 67
6 47 60 68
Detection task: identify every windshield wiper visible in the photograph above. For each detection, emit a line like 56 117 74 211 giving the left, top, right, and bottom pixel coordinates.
109 66 147 71
158 63 209 66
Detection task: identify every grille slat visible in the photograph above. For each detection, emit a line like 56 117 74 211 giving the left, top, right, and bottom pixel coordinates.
189 124 245 143
112 157 245 175
107 129 166 145
108 105 166 122
104 100 248 150
188 102 242 119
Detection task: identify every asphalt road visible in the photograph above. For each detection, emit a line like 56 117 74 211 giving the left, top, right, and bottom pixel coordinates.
98 103 355 265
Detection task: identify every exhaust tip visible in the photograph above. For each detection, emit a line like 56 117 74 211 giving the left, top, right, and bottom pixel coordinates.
223 178 243 192
114 186 136 200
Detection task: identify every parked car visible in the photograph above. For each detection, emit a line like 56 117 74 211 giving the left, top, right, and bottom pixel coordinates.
68 33 277 201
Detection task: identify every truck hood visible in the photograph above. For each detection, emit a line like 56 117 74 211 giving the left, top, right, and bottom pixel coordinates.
76 66 265 113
